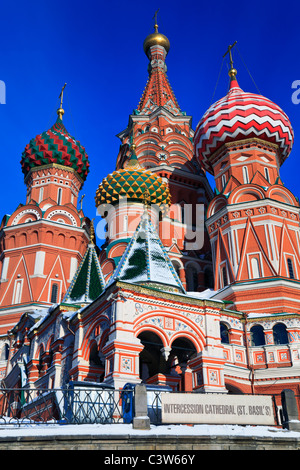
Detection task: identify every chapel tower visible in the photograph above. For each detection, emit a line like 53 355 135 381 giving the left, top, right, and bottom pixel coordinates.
194 50 299 314
0 88 91 352
96 19 213 291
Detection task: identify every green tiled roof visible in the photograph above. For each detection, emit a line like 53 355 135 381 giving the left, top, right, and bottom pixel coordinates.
63 243 106 304
107 210 185 294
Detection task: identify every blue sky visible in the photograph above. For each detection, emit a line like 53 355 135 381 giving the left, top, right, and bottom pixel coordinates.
1 0 300 241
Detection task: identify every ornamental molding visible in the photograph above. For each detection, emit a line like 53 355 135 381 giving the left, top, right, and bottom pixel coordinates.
246 317 300 331
11 209 41 226
46 210 77 226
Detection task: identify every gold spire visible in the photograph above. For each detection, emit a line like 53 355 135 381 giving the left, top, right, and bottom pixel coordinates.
124 124 142 169
143 187 151 213
90 218 95 245
57 83 67 120
223 42 238 80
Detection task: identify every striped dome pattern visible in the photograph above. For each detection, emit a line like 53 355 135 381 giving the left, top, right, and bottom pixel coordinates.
194 82 294 173
21 118 90 181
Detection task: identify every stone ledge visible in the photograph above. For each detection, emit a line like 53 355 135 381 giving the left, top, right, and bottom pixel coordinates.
0 433 299 450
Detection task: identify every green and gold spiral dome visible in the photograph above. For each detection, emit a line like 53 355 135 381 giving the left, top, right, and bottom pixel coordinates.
95 148 171 214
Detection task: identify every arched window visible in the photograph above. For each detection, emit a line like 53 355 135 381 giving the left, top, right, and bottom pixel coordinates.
273 323 289 345
220 322 230 344
287 258 295 279
89 343 103 366
250 325 265 346
50 283 58 303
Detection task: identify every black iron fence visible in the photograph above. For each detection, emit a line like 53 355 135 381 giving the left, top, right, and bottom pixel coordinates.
0 385 296 427
0 386 124 425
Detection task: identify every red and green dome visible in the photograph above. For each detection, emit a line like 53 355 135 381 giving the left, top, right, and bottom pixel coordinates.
21 118 90 181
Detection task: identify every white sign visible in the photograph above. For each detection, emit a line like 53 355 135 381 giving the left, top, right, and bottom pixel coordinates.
161 393 275 426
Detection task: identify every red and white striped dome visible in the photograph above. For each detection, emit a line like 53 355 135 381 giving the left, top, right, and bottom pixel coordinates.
194 78 294 173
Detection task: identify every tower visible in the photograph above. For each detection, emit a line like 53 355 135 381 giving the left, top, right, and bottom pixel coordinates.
0 89 91 375
194 52 298 314
97 18 213 292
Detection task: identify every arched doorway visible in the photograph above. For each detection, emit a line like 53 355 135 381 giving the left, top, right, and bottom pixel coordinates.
138 331 166 383
168 337 197 391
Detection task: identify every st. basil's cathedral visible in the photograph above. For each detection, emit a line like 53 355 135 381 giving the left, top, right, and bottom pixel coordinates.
1 21 300 413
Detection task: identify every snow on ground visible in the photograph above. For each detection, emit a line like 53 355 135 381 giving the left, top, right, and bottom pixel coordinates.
0 423 300 439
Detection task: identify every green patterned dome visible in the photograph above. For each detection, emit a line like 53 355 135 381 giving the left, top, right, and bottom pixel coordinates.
21 117 90 181
95 153 171 212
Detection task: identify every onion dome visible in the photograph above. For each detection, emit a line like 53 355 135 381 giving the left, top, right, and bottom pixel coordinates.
194 70 294 173
143 21 170 57
21 109 90 181
95 146 171 213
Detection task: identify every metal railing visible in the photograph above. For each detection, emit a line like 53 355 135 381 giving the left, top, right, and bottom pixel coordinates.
0 386 294 427
0 387 124 425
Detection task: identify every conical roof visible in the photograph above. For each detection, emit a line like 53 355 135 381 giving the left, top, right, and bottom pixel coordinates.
107 210 185 294
63 243 106 304
137 25 180 116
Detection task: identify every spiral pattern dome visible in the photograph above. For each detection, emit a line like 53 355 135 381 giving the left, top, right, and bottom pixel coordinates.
21 118 90 181
95 152 171 212
194 79 294 173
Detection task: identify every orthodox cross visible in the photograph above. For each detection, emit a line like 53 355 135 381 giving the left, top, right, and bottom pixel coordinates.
59 83 67 108
223 41 237 70
57 83 67 119
153 9 159 32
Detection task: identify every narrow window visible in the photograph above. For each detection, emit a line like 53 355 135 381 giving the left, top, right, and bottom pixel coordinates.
251 257 261 279
13 280 23 304
39 186 44 203
287 258 295 279
264 167 270 182
51 283 58 303
57 187 62 205
1 257 9 281
221 174 226 189
222 266 228 287
220 322 230 344
243 166 249 184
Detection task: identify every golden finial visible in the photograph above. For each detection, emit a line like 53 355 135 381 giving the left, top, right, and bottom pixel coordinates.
57 83 67 120
125 123 142 169
153 9 159 33
223 42 238 79
90 218 95 245
143 187 151 211
143 10 170 56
